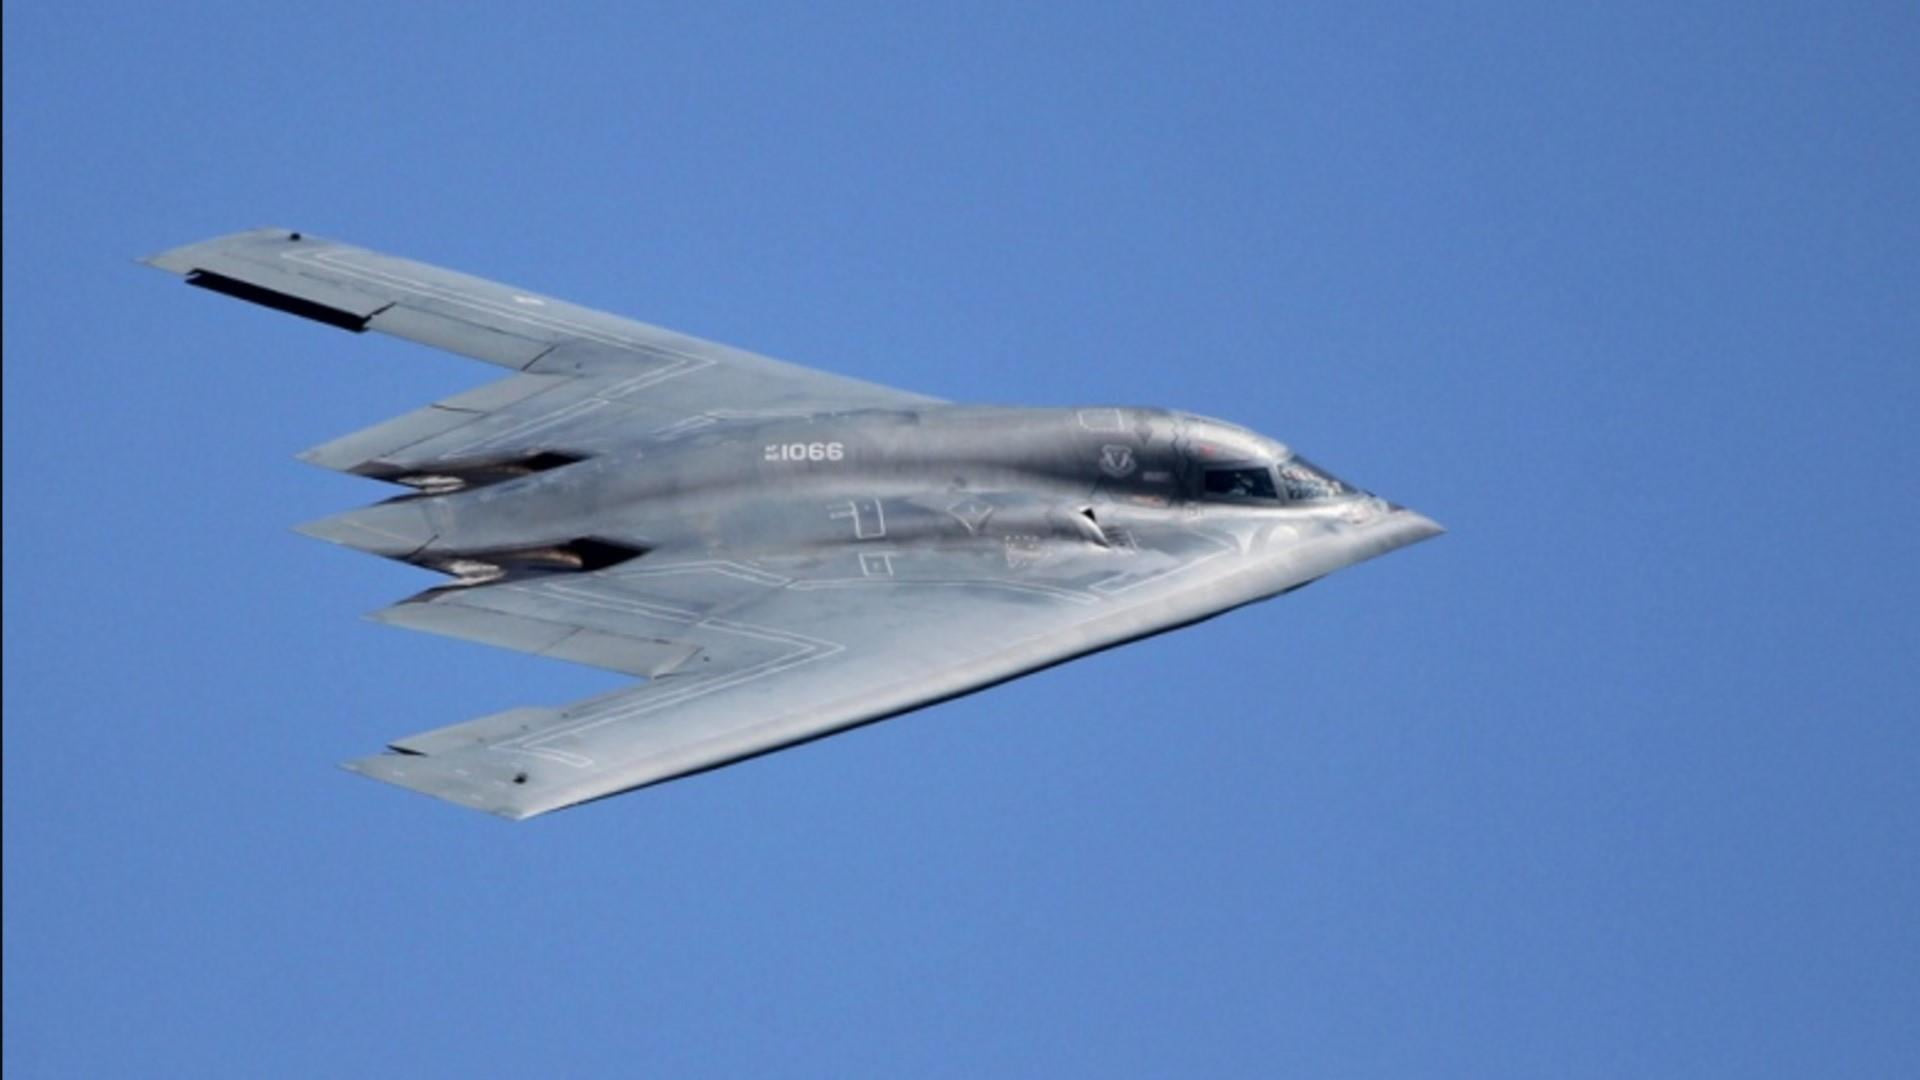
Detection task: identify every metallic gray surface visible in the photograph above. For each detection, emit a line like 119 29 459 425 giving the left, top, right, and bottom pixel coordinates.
146 229 1441 819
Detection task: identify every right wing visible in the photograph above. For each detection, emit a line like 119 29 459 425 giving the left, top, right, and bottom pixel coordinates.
144 229 937 483
342 522 1267 820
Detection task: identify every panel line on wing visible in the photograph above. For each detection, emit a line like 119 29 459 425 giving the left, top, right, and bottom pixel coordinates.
437 399 613 457
466 577 846 763
285 248 717 367
649 411 814 439
618 560 794 588
787 579 1101 605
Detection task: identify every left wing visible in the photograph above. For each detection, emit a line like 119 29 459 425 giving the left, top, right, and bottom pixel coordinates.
144 229 937 483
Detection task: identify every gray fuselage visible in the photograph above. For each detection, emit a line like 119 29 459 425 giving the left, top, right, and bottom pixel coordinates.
346 407 1375 572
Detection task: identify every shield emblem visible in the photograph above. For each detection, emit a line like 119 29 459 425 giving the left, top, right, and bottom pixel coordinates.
1099 444 1136 478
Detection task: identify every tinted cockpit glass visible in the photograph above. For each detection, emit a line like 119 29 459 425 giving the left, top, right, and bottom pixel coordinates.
1202 467 1278 499
1275 457 1350 501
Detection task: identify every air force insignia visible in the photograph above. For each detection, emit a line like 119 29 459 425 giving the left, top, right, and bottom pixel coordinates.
1099 444 1137 478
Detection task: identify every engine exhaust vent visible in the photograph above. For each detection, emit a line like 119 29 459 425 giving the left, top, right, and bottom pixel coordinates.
417 537 646 586
371 450 588 495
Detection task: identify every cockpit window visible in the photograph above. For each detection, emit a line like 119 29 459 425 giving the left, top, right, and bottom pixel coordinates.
1275 457 1350 501
1202 467 1278 500
1199 458 1353 504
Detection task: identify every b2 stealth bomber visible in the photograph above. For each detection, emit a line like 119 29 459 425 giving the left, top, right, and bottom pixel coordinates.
145 229 1441 819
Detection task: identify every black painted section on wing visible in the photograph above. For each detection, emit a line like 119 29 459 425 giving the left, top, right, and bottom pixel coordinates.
185 269 375 332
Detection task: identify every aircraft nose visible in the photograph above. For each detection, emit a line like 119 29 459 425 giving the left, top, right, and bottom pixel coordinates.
1379 503 1445 549
1387 503 1445 541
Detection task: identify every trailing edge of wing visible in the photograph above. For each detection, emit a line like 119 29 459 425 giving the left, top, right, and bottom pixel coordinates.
368 592 702 678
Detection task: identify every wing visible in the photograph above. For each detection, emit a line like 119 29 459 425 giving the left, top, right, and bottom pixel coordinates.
342 527 1253 819
143 229 937 482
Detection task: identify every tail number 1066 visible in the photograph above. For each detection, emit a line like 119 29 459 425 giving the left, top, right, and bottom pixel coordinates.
764 442 846 463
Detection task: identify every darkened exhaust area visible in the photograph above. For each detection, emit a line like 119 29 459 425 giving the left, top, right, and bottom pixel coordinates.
554 538 648 572
362 450 589 494
416 537 647 587
185 269 375 332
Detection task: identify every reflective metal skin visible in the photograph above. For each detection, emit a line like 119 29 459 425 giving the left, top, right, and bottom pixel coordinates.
146 230 1441 819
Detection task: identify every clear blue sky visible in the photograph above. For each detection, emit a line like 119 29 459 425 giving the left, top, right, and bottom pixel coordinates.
5 2 1916 1076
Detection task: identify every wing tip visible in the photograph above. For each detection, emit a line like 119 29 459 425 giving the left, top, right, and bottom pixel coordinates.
340 752 546 821
140 227 309 274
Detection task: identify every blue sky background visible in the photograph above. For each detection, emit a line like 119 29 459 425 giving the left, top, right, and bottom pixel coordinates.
5 2 1917 1076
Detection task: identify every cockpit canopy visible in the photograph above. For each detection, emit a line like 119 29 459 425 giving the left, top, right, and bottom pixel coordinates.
1201 466 1278 499
1274 457 1351 501
1175 413 1357 506
1198 455 1352 505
